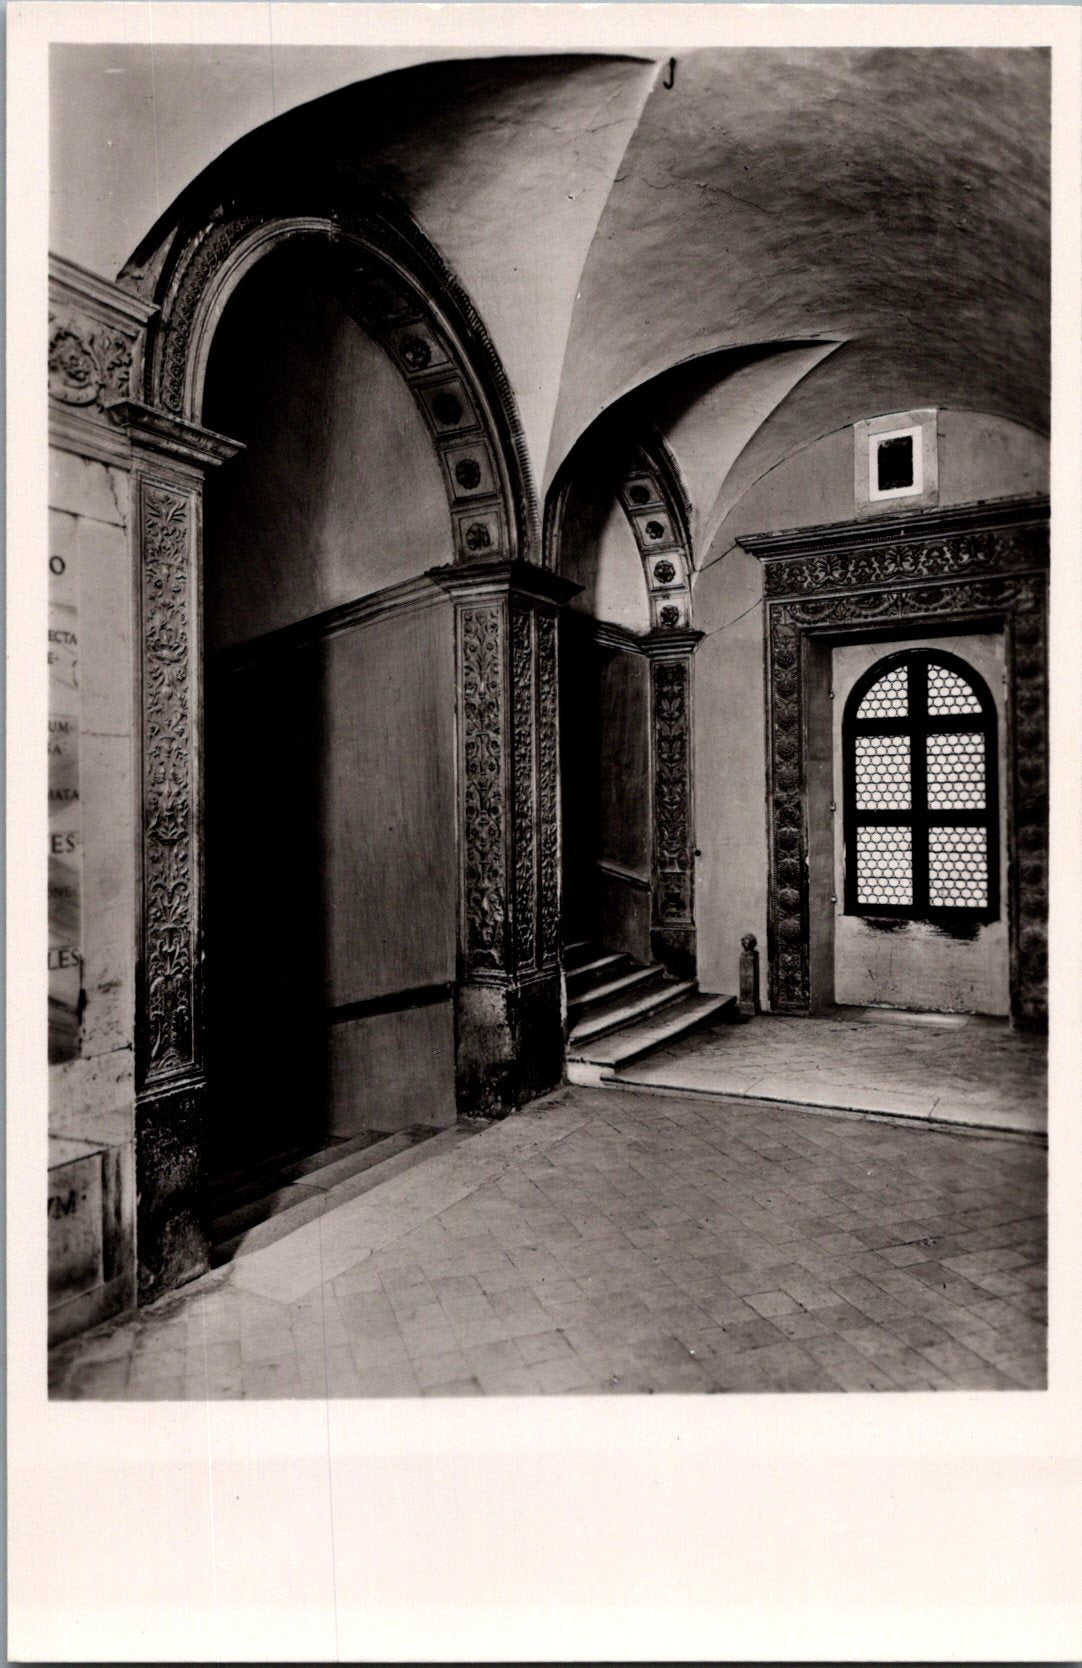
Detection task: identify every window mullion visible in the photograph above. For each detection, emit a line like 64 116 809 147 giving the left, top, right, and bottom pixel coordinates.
910 658 929 913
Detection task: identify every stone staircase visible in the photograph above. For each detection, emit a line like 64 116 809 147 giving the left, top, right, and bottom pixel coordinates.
564 941 737 1086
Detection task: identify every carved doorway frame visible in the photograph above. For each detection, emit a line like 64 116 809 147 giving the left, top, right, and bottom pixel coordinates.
545 434 702 978
119 189 551 1297
740 496 1049 1028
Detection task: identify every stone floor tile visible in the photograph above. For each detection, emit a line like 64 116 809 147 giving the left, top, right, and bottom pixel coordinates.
743 1290 802 1318
241 1358 302 1399
353 1363 421 1396
768 1309 834 1342
65 1359 132 1398
349 1333 412 1373
397 1317 460 1360
803 1335 899 1392
918 1339 1020 1387
411 1349 474 1390
516 1330 576 1366
718 1316 787 1352
994 1351 1047 1389
475 1262 530 1294
378 1262 430 1292
525 1355 602 1393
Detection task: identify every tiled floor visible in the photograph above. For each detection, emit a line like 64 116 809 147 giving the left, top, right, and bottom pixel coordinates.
49 1082 1047 1399
622 1009 1047 1136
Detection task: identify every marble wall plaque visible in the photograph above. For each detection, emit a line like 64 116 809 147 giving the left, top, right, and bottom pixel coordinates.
47 1145 104 1303
48 520 82 1062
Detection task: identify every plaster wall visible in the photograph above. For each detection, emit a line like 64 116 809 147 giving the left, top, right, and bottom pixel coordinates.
562 486 650 634
693 411 1047 1010
203 242 452 653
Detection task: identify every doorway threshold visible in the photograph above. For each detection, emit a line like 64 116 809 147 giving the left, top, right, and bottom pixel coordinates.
210 1125 470 1267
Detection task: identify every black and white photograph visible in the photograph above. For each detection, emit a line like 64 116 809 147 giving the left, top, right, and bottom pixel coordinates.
8 1 1082 1658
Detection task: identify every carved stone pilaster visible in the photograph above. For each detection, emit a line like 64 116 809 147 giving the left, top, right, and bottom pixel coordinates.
129 412 242 1300
643 629 702 978
742 496 1049 1027
431 560 578 1113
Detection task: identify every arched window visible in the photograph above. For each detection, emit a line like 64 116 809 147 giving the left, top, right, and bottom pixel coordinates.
842 649 999 922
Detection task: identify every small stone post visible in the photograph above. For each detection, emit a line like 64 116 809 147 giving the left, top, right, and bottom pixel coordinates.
738 933 761 1018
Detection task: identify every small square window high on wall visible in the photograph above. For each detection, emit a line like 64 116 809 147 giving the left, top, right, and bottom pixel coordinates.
853 409 939 514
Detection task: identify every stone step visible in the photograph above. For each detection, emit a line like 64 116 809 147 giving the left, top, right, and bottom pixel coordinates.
210 1129 388 1219
562 939 597 971
564 950 632 997
567 961 665 1019
567 991 738 1085
209 1124 463 1263
569 975 693 1045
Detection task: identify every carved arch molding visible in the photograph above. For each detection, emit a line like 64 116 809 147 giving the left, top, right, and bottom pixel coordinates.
740 496 1049 1028
100 189 548 1298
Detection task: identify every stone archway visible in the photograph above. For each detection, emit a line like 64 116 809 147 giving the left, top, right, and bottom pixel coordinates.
113 187 567 1299
546 431 702 979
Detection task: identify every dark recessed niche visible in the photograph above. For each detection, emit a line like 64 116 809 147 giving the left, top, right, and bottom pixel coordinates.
877 434 914 492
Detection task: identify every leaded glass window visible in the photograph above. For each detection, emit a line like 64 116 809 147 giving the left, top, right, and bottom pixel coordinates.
842 650 998 921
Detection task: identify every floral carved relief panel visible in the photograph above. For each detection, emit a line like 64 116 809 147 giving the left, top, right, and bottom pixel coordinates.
138 479 199 1083
49 311 136 411
651 657 694 926
460 603 507 972
536 610 560 968
511 599 537 969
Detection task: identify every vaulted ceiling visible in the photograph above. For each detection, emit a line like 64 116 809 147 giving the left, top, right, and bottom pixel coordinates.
53 43 1050 556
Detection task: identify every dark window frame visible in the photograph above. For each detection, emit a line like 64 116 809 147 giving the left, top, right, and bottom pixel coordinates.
841 648 1000 924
